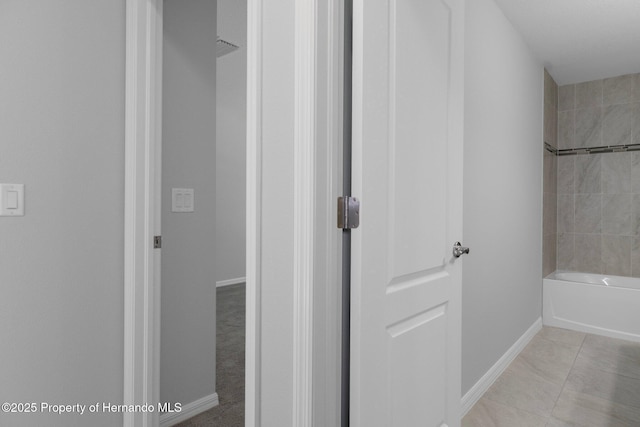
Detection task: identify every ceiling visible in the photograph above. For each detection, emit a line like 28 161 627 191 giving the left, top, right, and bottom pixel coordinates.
492 0 640 86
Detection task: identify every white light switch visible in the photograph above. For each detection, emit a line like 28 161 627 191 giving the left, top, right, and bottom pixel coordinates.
172 188 195 213
7 191 18 209
0 184 24 216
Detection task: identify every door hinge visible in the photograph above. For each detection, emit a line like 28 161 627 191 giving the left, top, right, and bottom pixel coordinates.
154 236 162 249
337 196 360 229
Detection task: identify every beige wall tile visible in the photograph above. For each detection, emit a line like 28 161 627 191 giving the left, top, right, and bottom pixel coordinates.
633 73 640 103
575 154 601 193
544 150 557 194
602 194 631 235
575 107 602 148
632 237 640 278
602 235 632 276
576 80 603 109
557 232 575 271
557 110 575 149
557 156 574 194
603 74 635 106
543 234 557 277
558 84 575 112
544 102 558 146
633 103 640 144
544 69 558 107
602 104 633 146
632 153 640 193
633 195 640 236
575 194 601 233
602 152 631 194
544 192 557 236
557 194 574 233
574 233 602 273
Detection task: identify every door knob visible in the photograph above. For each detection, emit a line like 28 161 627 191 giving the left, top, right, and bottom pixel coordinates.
453 242 470 258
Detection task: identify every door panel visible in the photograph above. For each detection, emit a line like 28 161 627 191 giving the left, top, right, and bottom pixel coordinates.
351 0 464 425
390 0 450 279
388 303 447 427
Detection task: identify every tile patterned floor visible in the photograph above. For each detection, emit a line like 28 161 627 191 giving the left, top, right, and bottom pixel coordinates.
462 326 640 427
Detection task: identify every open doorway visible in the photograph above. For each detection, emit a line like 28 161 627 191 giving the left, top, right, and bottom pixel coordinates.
159 0 247 425
212 0 248 419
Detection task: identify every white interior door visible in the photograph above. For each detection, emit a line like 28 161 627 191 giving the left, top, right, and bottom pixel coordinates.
350 0 464 426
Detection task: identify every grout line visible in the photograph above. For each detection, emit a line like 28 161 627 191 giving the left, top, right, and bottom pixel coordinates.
552 332 587 415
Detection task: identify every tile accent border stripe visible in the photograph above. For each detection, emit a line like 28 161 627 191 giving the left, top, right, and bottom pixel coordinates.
461 317 543 417
159 392 219 427
216 277 247 288
545 141 640 156
544 142 558 155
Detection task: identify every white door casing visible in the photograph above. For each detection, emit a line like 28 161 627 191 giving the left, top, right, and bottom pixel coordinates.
350 0 464 426
124 1 162 426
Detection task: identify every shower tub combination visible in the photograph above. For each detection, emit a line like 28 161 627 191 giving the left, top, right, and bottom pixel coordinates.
543 270 640 343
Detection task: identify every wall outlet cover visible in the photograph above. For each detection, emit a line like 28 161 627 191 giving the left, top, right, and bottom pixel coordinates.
0 184 24 216
171 188 195 213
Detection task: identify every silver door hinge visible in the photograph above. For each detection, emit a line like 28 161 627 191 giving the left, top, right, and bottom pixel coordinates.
154 236 162 249
337 196 360 229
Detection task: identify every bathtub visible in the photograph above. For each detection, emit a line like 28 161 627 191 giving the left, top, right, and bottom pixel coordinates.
543 270 640 342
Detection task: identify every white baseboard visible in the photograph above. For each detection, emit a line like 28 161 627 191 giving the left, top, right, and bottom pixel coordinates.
159 392 219 427
216 277 246 288
461 317 542 417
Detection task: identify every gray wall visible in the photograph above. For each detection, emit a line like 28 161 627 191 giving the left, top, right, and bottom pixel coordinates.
556 73 640 276
161 0 217 407
463 0 543 395
216 0 247 284
0 1 124 426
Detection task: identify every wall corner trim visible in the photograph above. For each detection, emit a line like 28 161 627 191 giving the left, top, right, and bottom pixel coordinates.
159 393 219 427
461 317 543 417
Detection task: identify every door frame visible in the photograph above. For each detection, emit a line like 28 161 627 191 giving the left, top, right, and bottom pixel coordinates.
123 1 344 426
124 2 163 426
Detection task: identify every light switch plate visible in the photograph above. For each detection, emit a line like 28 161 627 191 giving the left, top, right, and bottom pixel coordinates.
171 188 194 213
0 184 25 216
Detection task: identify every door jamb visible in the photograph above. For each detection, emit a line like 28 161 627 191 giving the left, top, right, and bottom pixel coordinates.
124 1 162 426
245 0 262 424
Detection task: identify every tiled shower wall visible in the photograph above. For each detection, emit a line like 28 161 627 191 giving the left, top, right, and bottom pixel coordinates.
555 73 640 277
543 70 558 276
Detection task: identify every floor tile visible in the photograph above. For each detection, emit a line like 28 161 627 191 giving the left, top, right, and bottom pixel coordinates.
462 397 548 427
552 388 640 427
483 365 562 418
464 328 640 426
577 334 640 380
537 326 586 347
565 359 640 409
545 417 573 427
509 334 580 385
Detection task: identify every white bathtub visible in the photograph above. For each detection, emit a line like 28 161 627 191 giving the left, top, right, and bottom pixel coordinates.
543 270 640 342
